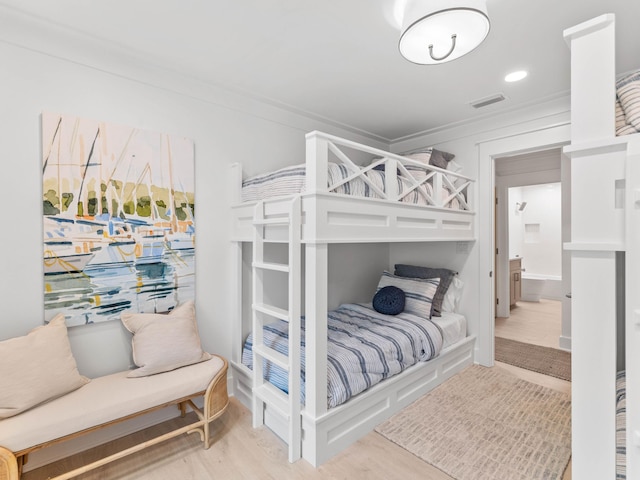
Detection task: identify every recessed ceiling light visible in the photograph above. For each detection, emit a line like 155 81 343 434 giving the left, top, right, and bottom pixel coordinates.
505 70 528 82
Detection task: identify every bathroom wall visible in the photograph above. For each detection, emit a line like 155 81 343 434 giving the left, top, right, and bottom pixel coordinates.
508 183 562 278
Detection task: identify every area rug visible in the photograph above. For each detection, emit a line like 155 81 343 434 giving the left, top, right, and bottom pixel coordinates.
495 337 571 382
375 365 571 480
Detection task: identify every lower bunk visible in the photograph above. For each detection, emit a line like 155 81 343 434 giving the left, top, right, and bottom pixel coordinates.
232 326 475 466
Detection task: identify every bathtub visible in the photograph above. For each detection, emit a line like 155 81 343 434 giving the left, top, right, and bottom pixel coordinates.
521 273 563 302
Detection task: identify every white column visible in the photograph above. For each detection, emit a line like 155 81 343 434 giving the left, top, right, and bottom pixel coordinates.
571 250 617 479
230 241 243 365
304 242 328 419
305 132 328 194
563 14 616 144
626 144 640 479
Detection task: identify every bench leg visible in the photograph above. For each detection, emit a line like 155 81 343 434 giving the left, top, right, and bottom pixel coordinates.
0 446 19 480
179 401 187 418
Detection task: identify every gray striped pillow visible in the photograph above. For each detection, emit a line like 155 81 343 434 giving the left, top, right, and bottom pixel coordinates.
394 264 456 317
617 71 640 131
376 271 439 319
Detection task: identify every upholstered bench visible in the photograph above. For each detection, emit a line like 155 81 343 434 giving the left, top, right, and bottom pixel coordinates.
0 301 228 480
0 354 228 480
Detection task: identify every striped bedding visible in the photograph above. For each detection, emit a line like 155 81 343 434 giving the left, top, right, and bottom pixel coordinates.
242 303 444 409
617 370 626 479
616 70 640 136
241 162 461 209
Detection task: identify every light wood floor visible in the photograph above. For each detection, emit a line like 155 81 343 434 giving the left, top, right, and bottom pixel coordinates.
25 305 571 480
24 362 571 480
495 299 563 349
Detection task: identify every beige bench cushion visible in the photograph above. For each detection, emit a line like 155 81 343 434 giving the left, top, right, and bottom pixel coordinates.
0 355 224 453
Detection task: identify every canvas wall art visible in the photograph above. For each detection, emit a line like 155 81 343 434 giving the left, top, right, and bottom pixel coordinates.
42 112 195 326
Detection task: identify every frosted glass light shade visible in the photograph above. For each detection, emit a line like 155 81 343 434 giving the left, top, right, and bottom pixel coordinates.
399 0 490 65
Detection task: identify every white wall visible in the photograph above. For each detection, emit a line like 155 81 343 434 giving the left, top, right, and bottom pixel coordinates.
0 27 386 381
509 183 562 278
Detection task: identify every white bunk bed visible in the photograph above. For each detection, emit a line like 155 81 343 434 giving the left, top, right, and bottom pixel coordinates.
563 14 640 480
229 131 476 466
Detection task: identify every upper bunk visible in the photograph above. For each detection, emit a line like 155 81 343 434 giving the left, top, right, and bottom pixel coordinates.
230 131 476 244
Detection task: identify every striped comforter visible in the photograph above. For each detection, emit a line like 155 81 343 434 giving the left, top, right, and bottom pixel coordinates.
617 370 626 479
242 303 443 409
241 163 461 209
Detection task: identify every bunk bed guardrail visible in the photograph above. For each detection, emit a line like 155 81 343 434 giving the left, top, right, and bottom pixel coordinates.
231 131 476 244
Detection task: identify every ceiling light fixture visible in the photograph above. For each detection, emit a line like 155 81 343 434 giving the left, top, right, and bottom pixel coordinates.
505 70 528 82
399 0 490 65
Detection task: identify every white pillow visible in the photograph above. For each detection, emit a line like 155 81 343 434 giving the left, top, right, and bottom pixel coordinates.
376 271 439 319
404 151 432 164
445 159 466 189
442 277 464 313
0 314 89 419
121 301 211 378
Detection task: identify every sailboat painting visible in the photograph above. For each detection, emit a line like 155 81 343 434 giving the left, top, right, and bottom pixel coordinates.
42 111 195 326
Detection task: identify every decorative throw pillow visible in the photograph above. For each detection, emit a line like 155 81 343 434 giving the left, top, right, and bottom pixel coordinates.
442 276 464 313
616 70 640 131
373 285 406 315
121 300 211 378
376 271 439 319
402 151 433 182
404 148 455 170
615 97 638 136
428 149 456 169
445 159 466 188
404 150 433 164
0 314 89 419
616 98 628 130
394 264 456 317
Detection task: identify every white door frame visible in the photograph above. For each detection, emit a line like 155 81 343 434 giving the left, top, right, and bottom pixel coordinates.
476 122 571 366
495 166 562 318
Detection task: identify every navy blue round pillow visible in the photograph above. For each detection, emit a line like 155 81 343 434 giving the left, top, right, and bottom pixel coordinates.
373 286 405 315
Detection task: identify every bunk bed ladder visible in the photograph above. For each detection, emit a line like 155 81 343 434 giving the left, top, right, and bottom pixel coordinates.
251 197 302 463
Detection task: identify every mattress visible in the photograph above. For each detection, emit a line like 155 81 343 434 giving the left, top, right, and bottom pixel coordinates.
242 303 444 408
241 162 462 209
430 311 467 349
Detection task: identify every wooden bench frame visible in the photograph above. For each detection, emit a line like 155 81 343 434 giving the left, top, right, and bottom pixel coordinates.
0 356 229 480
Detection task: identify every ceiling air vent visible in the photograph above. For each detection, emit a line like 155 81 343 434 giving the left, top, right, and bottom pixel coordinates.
470 93 506 109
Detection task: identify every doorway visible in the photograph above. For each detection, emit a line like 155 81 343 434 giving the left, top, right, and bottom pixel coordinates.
493 150 570 353
476 123 571 367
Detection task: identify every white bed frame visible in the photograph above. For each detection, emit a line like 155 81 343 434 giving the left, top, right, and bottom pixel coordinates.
230 131 475 244
229 131 476 466
563 14 640 479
